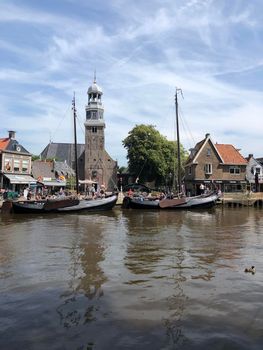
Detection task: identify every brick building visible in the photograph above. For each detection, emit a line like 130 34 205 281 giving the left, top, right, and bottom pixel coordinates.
0 131 36 192
184 133 247 194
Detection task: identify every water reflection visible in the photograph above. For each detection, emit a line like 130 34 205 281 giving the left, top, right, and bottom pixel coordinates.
56 214 111 329
1 207 263 349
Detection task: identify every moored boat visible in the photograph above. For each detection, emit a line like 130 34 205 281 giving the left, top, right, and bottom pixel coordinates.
122 191 218 210
159 192 218 209
12 194 118 213
12 197 79 213
57 194 118 212
122 195 159 209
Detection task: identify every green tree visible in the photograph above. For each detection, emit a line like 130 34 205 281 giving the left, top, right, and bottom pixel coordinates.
122 124 187 187
117 166 127 174
32 155 41 161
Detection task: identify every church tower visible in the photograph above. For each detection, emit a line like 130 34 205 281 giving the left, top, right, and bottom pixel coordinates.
84 75 117 190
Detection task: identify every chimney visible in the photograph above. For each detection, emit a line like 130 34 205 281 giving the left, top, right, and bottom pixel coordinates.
205 133 210 139
8 130 16 139
248 154 253 160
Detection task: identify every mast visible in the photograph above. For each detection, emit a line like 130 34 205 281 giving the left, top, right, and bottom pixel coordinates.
72 93 79 194
175 88 182 194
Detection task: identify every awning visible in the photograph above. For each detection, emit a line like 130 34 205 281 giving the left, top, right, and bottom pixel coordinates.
4 174 37 184
40 181 66 187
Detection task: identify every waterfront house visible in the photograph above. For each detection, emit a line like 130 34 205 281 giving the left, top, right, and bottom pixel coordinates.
184 133 247 195
0 131 36 192
246 154 263 192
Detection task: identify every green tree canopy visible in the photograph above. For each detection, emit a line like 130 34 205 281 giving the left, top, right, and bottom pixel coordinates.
122 124 187 187
31 155 41 161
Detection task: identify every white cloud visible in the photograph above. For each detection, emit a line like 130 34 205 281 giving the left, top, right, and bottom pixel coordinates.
0 0 263 165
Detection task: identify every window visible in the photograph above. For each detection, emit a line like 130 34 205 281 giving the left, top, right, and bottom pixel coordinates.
204 163 212 174
229 166 240 174
207 148 211 156
91 111 97 119
255 167 261 174
92 126 97 133
22 160 29 172
14 159 20 172
188 166 192 175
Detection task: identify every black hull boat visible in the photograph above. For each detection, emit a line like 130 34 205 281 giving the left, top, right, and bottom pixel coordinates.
122 196 159 209
122 192 218 210
12 194 118 214
158 192 218 209
12 197 80 213
57 194 118 212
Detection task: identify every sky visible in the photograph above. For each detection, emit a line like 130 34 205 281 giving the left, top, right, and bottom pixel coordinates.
0 0 263 166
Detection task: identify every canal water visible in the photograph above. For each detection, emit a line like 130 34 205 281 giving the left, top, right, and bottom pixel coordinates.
0 207 262 350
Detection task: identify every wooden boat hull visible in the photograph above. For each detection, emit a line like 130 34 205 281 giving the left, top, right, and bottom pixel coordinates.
12 198 80 213
159 193 218 209
122 193 218 210
57 194 118 212
12 195 117 213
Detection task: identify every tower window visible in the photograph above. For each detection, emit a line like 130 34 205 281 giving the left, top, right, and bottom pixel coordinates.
91 111 97 119
92 127 97 133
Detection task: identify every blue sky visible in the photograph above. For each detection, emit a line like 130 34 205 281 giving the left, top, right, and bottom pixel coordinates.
1 0 263 166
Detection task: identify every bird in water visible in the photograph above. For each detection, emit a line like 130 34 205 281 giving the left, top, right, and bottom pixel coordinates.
244 266 256 274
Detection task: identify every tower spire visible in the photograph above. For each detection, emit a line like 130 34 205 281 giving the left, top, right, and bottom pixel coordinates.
93 69 96 83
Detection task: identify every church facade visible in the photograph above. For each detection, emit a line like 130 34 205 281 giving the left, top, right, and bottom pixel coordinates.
41 78 117 191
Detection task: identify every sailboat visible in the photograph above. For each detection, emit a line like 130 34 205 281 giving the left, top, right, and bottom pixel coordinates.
12 95 118 214
123 89 218 210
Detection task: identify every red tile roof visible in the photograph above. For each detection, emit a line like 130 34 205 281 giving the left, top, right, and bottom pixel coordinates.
215 144 247 164
0 138 10 150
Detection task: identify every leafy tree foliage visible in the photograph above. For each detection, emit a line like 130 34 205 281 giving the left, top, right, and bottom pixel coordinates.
122 124 187 187
31 155 41 161
117 166 127 174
